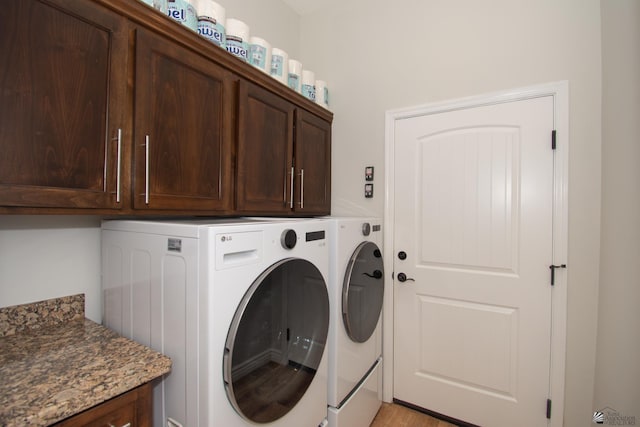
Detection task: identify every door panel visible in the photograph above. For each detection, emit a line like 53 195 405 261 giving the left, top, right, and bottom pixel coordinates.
295 110 331 214
418 127 519 273
393 96 554 426
417 296 518 399
134 28 234 211
0 0 127 208
236 80 294 213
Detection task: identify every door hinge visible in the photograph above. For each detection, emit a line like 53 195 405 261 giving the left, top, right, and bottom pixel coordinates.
546 398 552 419
551 130 557 150
549 264 567 286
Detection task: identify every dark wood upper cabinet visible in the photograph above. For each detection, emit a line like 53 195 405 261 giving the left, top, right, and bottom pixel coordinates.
294 109 331 214
236 80 295 213
0 0 128 209
133 28 234 211
0 0 331 215
237 81 331 215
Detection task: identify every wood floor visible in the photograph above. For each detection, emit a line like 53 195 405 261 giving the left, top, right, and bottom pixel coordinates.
233 361 314 423
370 403 458 427
233 361 458 426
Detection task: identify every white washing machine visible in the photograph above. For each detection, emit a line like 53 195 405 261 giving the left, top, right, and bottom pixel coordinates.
326 217 384 427
101 218 330 427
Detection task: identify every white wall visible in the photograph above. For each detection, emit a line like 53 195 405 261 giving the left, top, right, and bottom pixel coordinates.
0 216 103 322
299 1 602 425
595 0 640 417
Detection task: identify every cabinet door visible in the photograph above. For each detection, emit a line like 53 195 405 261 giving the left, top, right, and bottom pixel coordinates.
133 28 234 211
236 80 295 213
0 0 128 209
53 382 152 427
62 401 135 427
294 109 331 214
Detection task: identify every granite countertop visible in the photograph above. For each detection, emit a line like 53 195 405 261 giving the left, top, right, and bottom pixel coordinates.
0 295 171 426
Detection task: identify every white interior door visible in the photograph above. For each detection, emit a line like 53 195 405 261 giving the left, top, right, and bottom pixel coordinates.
393 96 555 426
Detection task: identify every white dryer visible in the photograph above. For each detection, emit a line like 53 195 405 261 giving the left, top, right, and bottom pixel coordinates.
102 218 330 427
326 217 384 427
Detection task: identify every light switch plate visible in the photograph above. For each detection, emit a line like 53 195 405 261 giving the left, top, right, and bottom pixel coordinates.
365 183 374 198
365 166 374 181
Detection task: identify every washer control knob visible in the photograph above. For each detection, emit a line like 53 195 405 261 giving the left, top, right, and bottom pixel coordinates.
362 223 371 236
281 229 297 249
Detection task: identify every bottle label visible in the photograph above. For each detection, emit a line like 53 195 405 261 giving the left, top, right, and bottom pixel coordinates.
226 36 248 61
249 44 267 70
197 18 226 48
270 55 284 78
302 84 316 101
167 0 197 32
288 74 300 91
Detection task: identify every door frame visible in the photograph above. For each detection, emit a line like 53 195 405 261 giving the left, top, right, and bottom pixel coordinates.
383 81 569 426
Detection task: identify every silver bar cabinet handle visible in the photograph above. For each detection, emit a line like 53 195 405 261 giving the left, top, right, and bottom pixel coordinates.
115 128 122 203
289 166 294 209
144 135 150 205
283 169 288 206
299 168 304 209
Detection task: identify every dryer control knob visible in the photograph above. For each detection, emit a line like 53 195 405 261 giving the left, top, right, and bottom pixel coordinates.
362 223 371 236
281 229 297 249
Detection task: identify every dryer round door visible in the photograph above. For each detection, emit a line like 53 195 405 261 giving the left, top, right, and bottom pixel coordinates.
223 258 329 424
342 241 385 343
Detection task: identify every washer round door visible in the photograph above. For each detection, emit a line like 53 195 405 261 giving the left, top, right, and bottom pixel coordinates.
342 241 385 343
224 258 329 424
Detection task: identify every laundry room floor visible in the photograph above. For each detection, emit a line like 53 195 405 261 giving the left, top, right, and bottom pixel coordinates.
370 403 458 427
